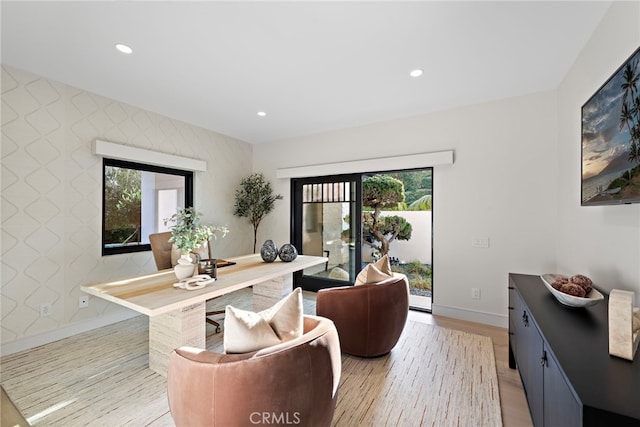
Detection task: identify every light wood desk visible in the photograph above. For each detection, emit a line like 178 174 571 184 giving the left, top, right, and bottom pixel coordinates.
81 254 326 376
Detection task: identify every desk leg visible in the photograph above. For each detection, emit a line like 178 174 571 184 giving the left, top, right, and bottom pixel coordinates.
252 273 293 311
149 302 206 377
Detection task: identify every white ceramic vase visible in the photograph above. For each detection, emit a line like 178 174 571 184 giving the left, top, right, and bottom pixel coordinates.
174 254 195 280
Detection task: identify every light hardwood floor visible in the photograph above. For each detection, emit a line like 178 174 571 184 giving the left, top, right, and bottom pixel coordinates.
1 289 532 426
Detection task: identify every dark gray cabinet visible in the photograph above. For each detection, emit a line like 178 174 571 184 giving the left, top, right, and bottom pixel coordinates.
508 273 640 427
511 285 545 426
543 349 581 427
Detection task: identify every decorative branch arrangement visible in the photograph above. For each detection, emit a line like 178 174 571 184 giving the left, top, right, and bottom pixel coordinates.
165 207 228 257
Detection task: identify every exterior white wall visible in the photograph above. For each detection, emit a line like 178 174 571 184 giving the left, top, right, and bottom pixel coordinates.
385 210 432 265
555 1 640 295
1 66 254 354
322 203 349 265
254 91 559 327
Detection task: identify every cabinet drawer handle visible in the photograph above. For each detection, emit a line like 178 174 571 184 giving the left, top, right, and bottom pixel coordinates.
540 351 547 367
522 311 529 327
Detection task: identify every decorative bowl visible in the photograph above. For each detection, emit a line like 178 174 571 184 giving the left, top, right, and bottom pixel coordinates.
540 274 604 308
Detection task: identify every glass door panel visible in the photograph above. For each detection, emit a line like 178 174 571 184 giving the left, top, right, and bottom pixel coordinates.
293 177 360 291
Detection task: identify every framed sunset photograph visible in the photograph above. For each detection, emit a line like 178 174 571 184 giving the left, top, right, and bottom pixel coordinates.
581 46 640 206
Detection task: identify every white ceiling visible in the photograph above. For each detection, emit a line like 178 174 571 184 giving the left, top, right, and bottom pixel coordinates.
1 1 611 144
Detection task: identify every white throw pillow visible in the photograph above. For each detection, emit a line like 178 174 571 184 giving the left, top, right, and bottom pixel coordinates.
223 288 303 353
260 288 304 342
355 254 393 286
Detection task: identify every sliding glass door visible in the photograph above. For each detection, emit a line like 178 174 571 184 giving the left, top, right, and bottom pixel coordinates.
292 175 361 291
292 169 433 312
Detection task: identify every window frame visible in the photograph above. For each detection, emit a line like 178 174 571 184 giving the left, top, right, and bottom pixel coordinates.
102 158 194 256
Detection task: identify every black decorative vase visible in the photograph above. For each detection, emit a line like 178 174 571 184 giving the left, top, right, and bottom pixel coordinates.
278 243 298 262
260 240 278 263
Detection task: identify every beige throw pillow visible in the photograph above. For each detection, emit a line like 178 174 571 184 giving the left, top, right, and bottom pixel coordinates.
223 287 304 353
375 254 393 276
355 254 393 286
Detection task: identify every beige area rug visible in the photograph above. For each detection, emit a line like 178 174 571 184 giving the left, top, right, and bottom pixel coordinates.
334 320 502 427
1 304 501 426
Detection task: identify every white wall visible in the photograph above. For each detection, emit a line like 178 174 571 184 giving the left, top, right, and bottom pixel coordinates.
254 91 559 327
254 2 640 327
556 1 640 295
0 66 254 354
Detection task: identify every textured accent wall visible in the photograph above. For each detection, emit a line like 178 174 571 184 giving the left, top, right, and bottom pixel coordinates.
1 65 253 349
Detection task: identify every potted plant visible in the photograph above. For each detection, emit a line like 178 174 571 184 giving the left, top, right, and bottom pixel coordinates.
233 173 282 253
164 207 228 278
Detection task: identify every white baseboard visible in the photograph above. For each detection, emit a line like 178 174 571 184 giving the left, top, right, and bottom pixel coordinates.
431 304 508 329
1 310 141 357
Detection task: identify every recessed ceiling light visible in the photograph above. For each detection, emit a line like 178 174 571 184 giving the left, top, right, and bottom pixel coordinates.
257 111 266 117
410 69 424 77
115 43 133 54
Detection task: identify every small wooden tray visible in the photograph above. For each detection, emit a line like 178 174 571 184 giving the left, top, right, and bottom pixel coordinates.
216 259 236 268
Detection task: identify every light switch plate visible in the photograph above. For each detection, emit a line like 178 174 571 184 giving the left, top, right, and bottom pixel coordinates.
472 237 490 248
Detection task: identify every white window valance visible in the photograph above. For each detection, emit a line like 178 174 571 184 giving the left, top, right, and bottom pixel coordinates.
93 139 207 172
276 150 453 179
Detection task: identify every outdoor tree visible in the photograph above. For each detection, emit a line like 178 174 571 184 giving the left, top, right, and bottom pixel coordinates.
408 194 432 211
388 170 432 205
104 166 141 245
362 175 412 256
233 173 283 253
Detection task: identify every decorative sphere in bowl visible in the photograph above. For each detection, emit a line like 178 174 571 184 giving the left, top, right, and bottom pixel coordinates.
540 274 604 308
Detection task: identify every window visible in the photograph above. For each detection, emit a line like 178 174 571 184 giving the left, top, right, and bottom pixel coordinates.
102 158 193 255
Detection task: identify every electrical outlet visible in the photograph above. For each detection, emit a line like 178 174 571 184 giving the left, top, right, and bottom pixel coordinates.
471 288 481 300
79 295 89 308
40 303 52 317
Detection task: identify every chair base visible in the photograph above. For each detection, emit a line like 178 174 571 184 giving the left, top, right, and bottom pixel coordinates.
206 310 224 334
